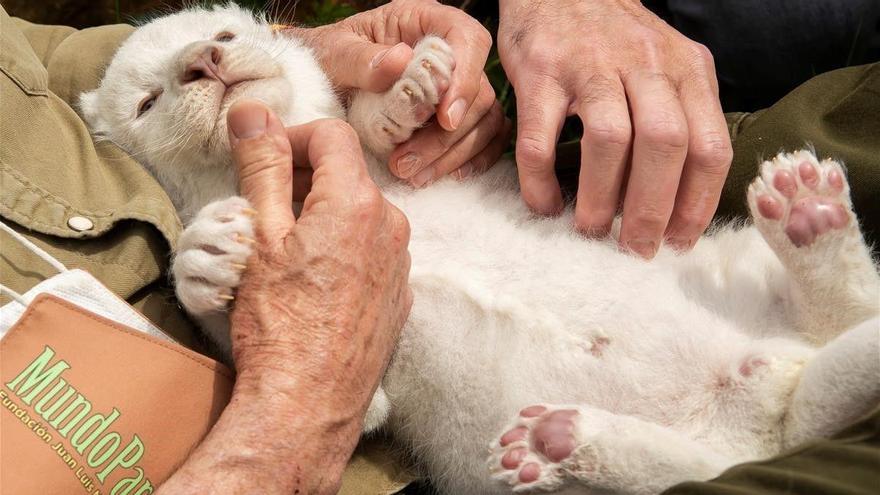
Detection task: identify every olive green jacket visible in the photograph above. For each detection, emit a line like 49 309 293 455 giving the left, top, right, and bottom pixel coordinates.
1 6 877 494
0 9 410 494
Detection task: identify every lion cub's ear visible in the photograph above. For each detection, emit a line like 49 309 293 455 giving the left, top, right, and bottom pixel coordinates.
78 90 107 138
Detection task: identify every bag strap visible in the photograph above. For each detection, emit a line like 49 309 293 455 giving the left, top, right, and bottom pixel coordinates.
0 220 69 305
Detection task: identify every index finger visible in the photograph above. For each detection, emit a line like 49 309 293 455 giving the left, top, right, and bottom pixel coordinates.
413 3 492 131
286 119 366 173
285 119 372 211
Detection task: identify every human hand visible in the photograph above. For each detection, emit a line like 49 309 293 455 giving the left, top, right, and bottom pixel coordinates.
499 0 733 258
227 100 412 490
297 0 510 183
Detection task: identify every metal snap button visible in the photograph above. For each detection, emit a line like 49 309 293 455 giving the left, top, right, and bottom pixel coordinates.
67 216 94 232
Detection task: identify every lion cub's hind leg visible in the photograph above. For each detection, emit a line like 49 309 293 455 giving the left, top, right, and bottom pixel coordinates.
748 150 880 343
488 405 733 495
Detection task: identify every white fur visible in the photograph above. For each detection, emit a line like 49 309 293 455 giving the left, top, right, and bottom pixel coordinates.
80 6 880 494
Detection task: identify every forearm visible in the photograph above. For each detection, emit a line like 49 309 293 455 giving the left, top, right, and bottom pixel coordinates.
156 370 361 495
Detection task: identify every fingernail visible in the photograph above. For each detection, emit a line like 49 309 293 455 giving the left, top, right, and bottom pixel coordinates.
396 153 421 178
370 42 406 69
454 162 474 181
446 98 467 130
228 103 267 139
411 166 436 188
667 237 694 252
626 238 658 259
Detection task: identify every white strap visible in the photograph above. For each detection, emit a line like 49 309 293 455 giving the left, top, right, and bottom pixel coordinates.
0 220 68 273
0 283 27 306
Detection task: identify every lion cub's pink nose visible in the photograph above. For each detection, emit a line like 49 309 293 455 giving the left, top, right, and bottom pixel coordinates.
182 45 223 84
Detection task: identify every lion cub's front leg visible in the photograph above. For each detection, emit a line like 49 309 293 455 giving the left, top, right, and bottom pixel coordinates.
172 196 256 357
348 36 454 160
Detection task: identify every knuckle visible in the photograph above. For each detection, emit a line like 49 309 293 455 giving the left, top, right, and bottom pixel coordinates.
640 118 688 150
670 206 712 233
629 203 669 232
688 42 715 71
516 136 555 172
477 78 497 109
519 43 560 73
690 133 733 171
445 5 492 49
584 119 632 148
351 182 384 212
472 24 493 49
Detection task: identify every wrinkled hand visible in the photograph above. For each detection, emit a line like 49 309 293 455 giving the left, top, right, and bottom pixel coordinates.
499 0 733 258
298 0 510 182
160 100 411 495
226 100 412 491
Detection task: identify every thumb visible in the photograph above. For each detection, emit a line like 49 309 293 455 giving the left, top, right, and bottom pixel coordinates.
228 99 296 242
324 35 413 92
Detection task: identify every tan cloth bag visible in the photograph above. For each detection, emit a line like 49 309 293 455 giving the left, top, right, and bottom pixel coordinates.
1 293 233 494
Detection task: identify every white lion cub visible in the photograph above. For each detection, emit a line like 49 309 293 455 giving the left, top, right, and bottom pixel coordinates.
80 5 879 494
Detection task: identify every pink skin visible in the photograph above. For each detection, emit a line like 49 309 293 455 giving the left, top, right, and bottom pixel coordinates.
773 169 798 198
757 196 784 220
739 356 769 377
785 198 849 247
532 409 579 462
757 161 849 247
502 447 528 469
520 405 548 417
500 426 528 446
798 161 819 188
499 406 581 482
408 60 454 126
828 169 844 191
519 463 541 483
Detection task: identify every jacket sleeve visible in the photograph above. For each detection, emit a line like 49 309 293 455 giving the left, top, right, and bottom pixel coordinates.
720 63 880 246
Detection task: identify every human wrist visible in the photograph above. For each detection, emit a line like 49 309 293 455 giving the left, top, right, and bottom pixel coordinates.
234 363 365 445
215 369 361 492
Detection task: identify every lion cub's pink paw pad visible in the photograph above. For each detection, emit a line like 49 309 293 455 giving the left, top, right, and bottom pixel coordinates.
748 151 851 248
489 405 586 491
